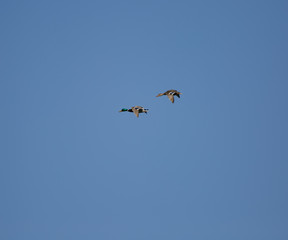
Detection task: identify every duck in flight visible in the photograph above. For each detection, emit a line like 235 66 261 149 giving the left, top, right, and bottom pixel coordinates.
156 89 182 103
119 106 149 118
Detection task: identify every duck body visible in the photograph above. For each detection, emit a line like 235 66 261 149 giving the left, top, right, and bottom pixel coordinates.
156 89 182 103
119 106 149 118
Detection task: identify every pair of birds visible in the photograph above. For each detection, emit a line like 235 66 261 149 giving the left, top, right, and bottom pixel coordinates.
119 89 182 117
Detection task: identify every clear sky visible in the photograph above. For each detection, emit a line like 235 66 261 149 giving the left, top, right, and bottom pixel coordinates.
1 1 288 239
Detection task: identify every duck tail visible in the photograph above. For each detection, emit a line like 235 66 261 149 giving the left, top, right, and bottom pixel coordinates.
156 93 164 97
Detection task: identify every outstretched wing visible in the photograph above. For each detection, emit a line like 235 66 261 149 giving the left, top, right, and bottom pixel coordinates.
132 107 140 117
167 94 175 103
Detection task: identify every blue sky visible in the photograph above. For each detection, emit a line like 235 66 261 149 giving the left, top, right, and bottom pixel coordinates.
1 1 288 239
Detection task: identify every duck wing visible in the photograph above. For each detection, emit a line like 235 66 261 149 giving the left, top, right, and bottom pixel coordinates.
132 106 141 117
167 94 175 103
